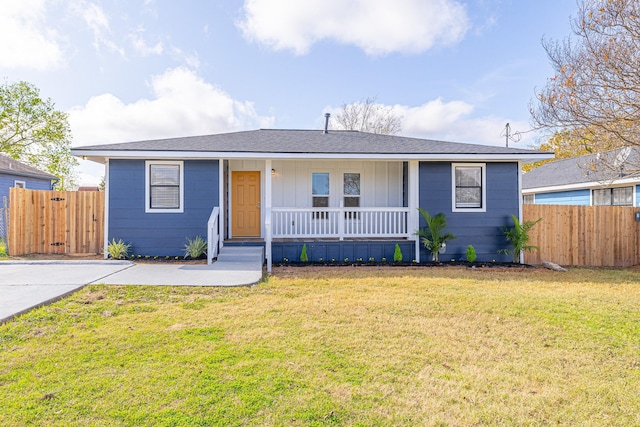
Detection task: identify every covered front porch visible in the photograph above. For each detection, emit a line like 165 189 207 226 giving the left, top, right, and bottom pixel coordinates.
208 158 423 271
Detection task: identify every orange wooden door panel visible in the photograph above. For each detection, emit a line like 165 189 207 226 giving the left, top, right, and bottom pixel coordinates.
231 171 261 237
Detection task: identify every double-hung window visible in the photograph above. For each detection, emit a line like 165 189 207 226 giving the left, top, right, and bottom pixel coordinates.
343 172 360 219
145 161 184 213
452 163 486 212
312 172 330 219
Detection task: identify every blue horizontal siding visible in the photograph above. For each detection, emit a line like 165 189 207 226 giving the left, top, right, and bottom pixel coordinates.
418 162 519 262
636 185 640 207
271 240 415 263
108 159 219 256
534 189 590 206
0 173 53 205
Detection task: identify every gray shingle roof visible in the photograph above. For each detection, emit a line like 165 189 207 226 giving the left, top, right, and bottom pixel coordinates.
74 129 548 156
0 154 57 180
522 148 640 189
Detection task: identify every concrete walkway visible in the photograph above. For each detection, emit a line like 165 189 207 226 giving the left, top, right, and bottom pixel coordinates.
0 260 133 323
0 246 264 323
93 247 264 286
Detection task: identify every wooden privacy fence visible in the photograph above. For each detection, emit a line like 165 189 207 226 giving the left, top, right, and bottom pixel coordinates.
8 188 104 256
523 204 640 267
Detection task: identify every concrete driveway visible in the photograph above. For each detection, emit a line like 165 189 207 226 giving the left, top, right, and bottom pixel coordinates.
0 260 133 323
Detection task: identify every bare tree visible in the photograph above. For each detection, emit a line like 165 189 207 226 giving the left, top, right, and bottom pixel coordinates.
333 96 402 135
531 0 640 176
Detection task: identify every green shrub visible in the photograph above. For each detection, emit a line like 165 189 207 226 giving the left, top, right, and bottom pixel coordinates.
393 243 403 262
107 238 131 260
466 245 477 263
184 236 207 259
300 244 308 262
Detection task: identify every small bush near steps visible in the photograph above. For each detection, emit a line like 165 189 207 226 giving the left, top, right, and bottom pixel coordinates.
184 236 207 259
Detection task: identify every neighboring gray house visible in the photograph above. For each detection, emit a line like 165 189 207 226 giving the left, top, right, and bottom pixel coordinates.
72 128 551 270
522 148 640 206
0 154 57 205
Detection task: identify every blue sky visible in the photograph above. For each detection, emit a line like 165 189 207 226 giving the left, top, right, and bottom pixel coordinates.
0 0 578 185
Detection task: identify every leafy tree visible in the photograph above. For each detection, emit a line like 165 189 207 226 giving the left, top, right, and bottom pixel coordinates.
415 208 455 262
333 96 402 135
531 0 640 174
522 130 599 172
0 81 77 189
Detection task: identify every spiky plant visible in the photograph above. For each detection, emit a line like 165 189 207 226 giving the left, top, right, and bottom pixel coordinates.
183 236 207 259
107 238 131 260
415 208 455 262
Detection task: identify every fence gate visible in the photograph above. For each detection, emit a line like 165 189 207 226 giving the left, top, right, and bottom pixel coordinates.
8 188 104 256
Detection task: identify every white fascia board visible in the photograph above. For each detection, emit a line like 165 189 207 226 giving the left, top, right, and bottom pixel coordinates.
72 149 554 163
523 176 640 194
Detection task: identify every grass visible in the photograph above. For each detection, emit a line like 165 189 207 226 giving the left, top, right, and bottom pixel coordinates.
1 266 640 426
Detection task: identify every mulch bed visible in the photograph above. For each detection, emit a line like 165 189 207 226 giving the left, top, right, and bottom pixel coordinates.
273 260 536 269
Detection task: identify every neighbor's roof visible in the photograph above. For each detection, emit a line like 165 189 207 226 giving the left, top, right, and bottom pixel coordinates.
0 154 57 180
72 129 552 162
522 147 640 191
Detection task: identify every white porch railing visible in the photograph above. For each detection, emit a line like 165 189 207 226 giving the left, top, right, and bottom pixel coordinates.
271 207 410 239
207 206 220 265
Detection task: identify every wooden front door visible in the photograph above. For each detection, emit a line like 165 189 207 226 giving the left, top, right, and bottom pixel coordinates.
231 171 261 237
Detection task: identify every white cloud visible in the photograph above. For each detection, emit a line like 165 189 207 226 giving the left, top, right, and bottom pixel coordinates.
130 31 164 56
73 1 124 55
69 67 274 185
69 67 274 146
238 0 469 55
170 46 200 69
397 100 532 146
0 0 64 70
325 98 532 147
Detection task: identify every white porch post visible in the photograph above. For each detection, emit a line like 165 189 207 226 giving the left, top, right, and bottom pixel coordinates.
103 159 110 259
408 160 420 263
265 159 273 273
219 158 224 252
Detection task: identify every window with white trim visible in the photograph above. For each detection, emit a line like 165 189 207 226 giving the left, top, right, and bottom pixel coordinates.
343 172 360 219
593 187 632 206
145 161 184 213
523 194 534 204
14 180 26 188
312 172 330 218
452 163 486 212
343 173 360 207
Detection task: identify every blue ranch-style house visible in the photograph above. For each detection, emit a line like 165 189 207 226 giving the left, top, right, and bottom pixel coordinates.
72 127 551 271
522 148 640 206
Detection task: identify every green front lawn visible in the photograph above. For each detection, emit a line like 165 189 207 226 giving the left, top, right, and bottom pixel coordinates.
1 266 640 426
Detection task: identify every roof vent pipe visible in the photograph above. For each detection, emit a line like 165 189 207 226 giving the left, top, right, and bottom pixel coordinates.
323 113 330 134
